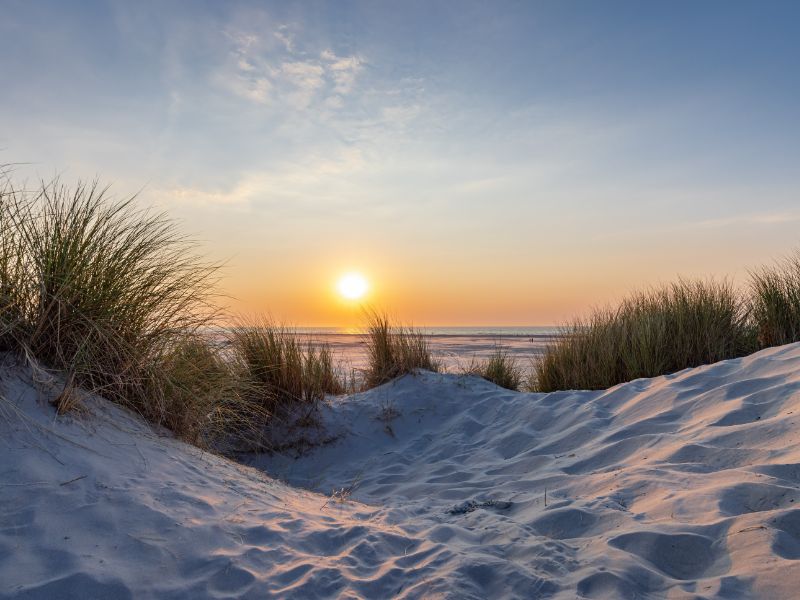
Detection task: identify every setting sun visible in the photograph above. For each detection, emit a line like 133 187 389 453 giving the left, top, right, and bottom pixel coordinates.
337 272 369 300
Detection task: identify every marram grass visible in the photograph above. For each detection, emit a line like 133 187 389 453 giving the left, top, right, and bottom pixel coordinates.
465 346 523 391
534 279 757 392
750 250 800 348
0 172 260 449
229 320 345 418
363 311 438 389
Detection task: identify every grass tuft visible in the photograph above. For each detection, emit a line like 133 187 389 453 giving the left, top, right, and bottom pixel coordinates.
229 320 344 419
466 346 523 391
159 335 267 451
0 172 262 448
749 250 800 348
363 311 438 388
0 172 27 352
534 279 756 392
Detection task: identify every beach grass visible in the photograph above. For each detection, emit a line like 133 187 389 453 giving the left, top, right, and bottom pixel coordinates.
229 320 344 418
533 279 756 392
0 172 268 448
0 177 24 353
466 346 523 391
750 250 800 348
159 335 268 450
363 311 438 388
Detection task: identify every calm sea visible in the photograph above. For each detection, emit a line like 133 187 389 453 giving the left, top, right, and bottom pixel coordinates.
293 326 559 337
290 326 562 373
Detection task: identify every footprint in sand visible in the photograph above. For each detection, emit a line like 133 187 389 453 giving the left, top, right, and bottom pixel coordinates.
608 531 727 580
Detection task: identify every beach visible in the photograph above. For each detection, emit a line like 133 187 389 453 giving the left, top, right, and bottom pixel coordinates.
295 327 560 374
4 2 799 597
5 343 800 598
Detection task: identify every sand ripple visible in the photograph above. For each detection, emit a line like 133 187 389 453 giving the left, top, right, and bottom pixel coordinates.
5 343 800 597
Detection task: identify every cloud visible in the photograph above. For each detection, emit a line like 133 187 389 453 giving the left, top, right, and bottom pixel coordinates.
217 70 272 104
380 104 422 125
273 26 295 52
215 26 363 111
321 49 363 95
157 147 368 209
282 61 325 86
281 61 325 108
693 211 800 229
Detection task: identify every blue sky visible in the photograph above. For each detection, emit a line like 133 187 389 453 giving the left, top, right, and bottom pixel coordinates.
2 1 800 324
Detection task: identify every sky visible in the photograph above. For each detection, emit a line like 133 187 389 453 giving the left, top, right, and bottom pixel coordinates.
2 0 800 326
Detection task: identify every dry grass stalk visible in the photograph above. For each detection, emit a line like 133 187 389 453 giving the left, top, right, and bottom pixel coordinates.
362 311 438 389
229 320 345 420
50 371 80 414
465 346 523 391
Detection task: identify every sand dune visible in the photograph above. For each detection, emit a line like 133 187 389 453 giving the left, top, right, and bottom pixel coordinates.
4 344 800 598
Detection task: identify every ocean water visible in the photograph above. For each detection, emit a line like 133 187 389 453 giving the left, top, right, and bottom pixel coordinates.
294 326 559 337
292 326 561 373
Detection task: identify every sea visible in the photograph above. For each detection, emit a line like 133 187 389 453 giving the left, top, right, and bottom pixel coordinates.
291 326 561 373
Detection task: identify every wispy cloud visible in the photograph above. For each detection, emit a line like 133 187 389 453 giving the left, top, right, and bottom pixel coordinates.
321 49 363 95
273 25 295 53
692 211 800 229
215 24 363 111
280 60 326 108
157 146 368 209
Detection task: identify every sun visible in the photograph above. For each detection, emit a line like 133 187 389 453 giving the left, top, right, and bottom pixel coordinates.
337 272 369 300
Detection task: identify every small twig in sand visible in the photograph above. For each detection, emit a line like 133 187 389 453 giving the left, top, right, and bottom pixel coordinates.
732 525 767 536
321 470 364 510
59 475 87 486
50 371 80 414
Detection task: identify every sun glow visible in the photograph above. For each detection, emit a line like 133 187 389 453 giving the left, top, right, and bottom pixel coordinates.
337 272 369 300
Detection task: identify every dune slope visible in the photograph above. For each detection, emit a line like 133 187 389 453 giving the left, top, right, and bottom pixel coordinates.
4 345 800 598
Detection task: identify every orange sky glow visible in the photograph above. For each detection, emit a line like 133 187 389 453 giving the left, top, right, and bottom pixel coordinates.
4 3 800 328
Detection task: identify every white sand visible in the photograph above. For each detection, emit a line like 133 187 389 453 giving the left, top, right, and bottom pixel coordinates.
4 345 800 598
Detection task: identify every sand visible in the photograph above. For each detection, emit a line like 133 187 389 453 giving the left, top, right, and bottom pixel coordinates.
4 344 800 598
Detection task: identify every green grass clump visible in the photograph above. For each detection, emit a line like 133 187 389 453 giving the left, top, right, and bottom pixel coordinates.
0 171 27 352
534 279 756 392
0 172 264 447
363 311 438 388
750 251 800 348
159 335 267 451
229 321 344 418
467 346 523 391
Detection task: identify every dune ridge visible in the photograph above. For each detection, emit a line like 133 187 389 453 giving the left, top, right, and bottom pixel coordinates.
5 344 800 598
